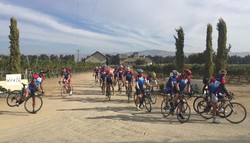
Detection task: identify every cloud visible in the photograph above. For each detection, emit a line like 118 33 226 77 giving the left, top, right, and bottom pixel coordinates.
1 0 250 56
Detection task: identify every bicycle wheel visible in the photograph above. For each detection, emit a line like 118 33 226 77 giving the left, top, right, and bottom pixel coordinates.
176 102 191 123
161 98 171 117
224 102 247 124
61 86 68 98
150 90 157 104
197 100 213 119
6 90 21 107
193 96 203 113
24 96 43 114
118 81 122 94
106 85 111 101
133 93 139 107
145 97 152 112
127 88 132 102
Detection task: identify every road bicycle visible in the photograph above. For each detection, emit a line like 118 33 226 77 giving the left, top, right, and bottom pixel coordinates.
133 88 152 112
59 81 73 98
161 93 191 123
197 92 247 124
6 83 43 114
125 82 133 102
105 83 111 101
117 79 123 95
100 79 105 95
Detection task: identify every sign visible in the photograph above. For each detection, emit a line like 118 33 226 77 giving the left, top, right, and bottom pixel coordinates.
6 74 21 86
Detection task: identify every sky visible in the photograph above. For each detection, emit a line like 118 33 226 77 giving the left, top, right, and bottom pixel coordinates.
0 0 250 56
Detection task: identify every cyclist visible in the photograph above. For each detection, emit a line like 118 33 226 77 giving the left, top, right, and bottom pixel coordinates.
209 70 230 124
93 67 99 82
60 68 73 95
164 70 179 107
16 74 42 113
117 65 125 94
124 66 134 97
99 65 107 90
105 68 115 96
135 69 148 111
113 65 119 86
38 69 45 94
172 69 192 119
146 71 158 91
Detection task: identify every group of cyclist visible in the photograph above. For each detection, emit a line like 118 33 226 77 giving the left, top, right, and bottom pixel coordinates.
164 68 230 124
15 67 73 110
93 64 158 108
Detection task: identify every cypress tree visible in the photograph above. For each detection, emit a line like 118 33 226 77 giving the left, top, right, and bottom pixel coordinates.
203 24 214 79
9 17 21 74
174 27 184 73
215 18 230 76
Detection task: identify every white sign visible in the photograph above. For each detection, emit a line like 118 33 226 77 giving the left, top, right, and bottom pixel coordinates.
6 74 21 86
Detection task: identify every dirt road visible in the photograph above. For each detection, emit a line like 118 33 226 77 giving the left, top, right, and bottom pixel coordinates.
0 72 250 143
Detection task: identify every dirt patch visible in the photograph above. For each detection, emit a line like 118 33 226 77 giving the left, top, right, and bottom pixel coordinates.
0 72 250 143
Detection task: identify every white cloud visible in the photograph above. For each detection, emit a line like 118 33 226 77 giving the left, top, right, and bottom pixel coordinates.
1 0 250 55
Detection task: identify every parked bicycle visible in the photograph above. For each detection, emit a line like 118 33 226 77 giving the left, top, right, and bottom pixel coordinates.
59 81 73 98
161 93 191 123
6 83 43 114
197 92 247 124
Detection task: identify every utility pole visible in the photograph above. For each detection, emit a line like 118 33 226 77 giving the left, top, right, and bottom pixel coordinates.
77 49 80 63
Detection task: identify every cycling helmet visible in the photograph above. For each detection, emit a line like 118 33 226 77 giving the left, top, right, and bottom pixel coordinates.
172 70 178 76
219 70 227 75
126 66 130 71
184 68 192 75
119 65 123 68
137 69 144 73
40 69 45 73
152 71 156 77
33 74 39 79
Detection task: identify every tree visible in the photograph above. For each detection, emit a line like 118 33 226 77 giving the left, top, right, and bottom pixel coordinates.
174 27 185 72
203 24 214 79
9 17 21 74
134 59 146 65
215 18 231 76
188 53 204 64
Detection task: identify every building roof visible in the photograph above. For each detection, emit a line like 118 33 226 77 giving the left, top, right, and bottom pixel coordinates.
85 51 109 63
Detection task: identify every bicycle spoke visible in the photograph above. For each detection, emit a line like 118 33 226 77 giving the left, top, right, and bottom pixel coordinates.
161 98 171 117
7 90 21 107
24 96 43 114
176 102 191 123
224 102 247 124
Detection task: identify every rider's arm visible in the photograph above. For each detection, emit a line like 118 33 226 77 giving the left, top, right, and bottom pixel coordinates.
221 84 230 97
186 83 191 94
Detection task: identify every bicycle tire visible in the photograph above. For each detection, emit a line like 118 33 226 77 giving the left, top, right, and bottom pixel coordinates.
133 93 139 107
118 81 122 94
197 100 213 119
145 97 152 112
24 95 43 113
150 90 157 104
6 90 21 107
106 85 111 101
127 88 132 102
224 102 247 124
193 96 204 113
61 86 68 98
160 98 171 117
176 102 191 123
